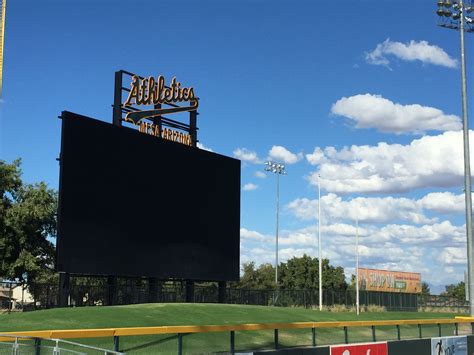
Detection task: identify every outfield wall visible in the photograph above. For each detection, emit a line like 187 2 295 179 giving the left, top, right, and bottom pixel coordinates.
252 335 473 355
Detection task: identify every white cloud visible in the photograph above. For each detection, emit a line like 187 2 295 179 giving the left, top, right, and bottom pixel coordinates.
287 193 434 224
331 94 461 134
197 142 213 151
268 145 303 164
288 190 469 225
278 220 464 247
366 39 457 69
371 221 465 245
306 147 326 165
439 247 467 265
419 191 466 214
255 171 267 179
233 148 261 164
240 228 266 241
306 130 468 194
243 183 258 191
239 220 467 287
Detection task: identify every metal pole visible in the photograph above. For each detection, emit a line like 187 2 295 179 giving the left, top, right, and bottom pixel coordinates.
318 175 322 311
459 0 474 317
265 161 286 298
356 217 360 316
276 173 280 287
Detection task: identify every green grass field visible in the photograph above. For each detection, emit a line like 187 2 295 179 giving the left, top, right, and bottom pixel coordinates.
0 304 467 354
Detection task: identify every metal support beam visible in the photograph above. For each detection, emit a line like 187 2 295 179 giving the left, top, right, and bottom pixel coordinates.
371 326 376 342
114 336 119 352
312 327 316 347
148 277 158 303
34 338 41 355
177 333 183 355
58 272 70 307
274 329 279 349
344 326 348 344
189 110 197 147
185 281 194 303
230 331 235 353
113 71 123 126
107 276 117 306
218 281 226 304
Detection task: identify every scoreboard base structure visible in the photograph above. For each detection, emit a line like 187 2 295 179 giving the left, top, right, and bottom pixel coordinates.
58 275 228 307
249 335 473 355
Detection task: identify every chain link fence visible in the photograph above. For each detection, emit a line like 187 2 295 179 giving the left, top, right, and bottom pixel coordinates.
5 279 465 312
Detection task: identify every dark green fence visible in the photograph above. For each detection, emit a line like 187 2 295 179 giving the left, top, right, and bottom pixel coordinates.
21 281 468 312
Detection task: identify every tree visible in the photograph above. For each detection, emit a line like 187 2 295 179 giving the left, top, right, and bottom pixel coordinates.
237 262 275 289
280 255 347 291
421 282 430 296
237 255 348 291
279 254 318 289
441 281 465 300
0 159 57 286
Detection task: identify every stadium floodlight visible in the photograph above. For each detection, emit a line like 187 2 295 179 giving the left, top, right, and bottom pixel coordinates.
356 217 360 316
436 0 474 316
264 161 287 290
318 175 323 311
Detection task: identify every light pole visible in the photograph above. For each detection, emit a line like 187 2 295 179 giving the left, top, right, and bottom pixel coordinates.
318 175 323 311
265 161 287 288
436 0 474 316
355 217 360 316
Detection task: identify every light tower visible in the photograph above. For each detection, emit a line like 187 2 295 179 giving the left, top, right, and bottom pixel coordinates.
436 0 474 315
265 161 287 289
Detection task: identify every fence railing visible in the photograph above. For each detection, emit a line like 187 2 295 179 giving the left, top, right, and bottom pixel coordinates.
0 334 124 354
8 282 469 312
2 317 473 354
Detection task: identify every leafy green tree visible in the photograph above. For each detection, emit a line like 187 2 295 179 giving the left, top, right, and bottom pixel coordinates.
347 274 356 291
0 159 57 286
237 255 347 291
279 254 318 289
280 255 347 291
237 262 275 289
441 281 465 300
421 282 430 296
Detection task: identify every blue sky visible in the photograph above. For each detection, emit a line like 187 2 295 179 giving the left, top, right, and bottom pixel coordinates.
2 0 473 293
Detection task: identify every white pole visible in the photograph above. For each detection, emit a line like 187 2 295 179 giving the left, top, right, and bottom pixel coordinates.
276 173 279 287
458 0 474 316
318 175 322 311
356 217 360 316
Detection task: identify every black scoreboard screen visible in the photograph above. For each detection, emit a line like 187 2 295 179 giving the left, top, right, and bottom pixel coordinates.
56 111 240 281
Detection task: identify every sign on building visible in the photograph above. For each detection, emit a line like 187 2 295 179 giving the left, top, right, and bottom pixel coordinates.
358 268 422 294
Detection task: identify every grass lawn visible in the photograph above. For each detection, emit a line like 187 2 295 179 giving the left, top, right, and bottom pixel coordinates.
0 304 467 354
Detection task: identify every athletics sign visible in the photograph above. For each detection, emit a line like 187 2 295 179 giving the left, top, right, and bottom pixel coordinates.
331 342 388 355
113 70 198 147
124 75 198 124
